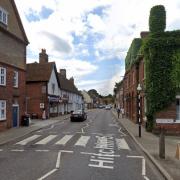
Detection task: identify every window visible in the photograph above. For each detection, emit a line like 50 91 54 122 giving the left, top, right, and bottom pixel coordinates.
0 100 6 120
176 97 180 121
0 67 6 86
13 71 18 88
0 7 8 25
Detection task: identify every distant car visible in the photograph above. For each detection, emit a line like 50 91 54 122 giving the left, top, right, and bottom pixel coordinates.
105 105 111 110
70 110 87 122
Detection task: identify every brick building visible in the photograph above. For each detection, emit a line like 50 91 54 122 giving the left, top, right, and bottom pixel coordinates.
0 0 28 130
122 30 180 133
26 49 60 119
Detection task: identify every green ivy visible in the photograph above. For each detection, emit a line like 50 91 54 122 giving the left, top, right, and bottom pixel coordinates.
143 31 180 130
149 5 166 33
125 38 142 70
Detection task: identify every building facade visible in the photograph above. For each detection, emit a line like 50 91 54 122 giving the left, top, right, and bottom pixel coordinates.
26 49 60 119
0 0 28 130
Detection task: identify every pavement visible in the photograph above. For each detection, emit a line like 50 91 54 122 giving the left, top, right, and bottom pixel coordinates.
0 110 180 180
112 110 180 180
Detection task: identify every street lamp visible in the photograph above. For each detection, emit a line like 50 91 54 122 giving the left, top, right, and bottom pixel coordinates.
137 83 142 137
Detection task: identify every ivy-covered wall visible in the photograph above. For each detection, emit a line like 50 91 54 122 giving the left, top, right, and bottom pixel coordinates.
143 31 180 130
125 38 142 70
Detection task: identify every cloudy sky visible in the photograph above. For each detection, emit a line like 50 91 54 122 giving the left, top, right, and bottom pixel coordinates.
14 0 180 95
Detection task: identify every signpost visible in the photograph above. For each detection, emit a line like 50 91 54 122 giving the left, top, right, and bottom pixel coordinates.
156 119 174 159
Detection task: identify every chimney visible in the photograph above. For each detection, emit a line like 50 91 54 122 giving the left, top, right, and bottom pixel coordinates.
60 69 66 78
39 49 48 63
140 31 149 39
70 77 74 84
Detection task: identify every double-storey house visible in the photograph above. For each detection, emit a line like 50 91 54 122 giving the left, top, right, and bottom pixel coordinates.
0 0 28 130
26 49 60 119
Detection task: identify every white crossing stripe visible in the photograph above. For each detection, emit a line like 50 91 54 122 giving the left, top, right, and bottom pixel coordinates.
75 136 90 147
116 138 130 150
55 135 73 145
16 135 41 145
35 135 57 145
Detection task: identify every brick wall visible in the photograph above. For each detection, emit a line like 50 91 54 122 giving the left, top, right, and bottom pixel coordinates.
26 82 48 119
0 63 26 131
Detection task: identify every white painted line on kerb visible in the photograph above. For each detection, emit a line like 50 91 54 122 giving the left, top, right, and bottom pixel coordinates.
35 135 57 145
16 135 41 145
55 135 73 145
37 169 58 180
75 136 90 147
116 138 130 150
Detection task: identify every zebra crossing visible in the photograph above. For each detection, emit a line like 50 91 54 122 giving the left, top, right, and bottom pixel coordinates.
14 134 131 150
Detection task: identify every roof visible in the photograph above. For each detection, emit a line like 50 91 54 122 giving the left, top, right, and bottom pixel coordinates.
58 73 81 95
26 62 55 82
11 0 29 44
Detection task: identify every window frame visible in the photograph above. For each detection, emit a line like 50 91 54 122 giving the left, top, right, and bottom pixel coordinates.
13 71 18 88
0 100 6 121
0 67 6 86
0 7 8 25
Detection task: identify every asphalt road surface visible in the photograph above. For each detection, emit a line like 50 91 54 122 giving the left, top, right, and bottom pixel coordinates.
0 109 165 180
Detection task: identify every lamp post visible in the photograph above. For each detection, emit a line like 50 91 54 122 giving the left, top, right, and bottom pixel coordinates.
137 83 142 137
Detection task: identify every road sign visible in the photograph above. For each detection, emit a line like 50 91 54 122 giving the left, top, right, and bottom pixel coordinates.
156 119 174 124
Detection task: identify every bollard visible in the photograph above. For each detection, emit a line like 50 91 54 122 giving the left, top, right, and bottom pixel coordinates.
159 127 165 159
175 143 180 160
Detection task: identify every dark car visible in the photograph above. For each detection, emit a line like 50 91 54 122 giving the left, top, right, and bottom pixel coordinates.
70 110 87 122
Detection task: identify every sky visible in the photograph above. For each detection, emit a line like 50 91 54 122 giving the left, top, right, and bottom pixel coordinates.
14 0 180 95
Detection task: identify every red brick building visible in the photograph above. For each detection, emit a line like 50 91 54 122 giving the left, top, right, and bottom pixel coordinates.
26 49 60 119
123 31 180 133
0 0 28 130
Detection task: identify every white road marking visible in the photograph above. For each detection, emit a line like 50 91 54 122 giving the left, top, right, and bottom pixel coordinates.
89 159 114 169
81 152 120 157
0 149 3 151
127 155 150 180
116 138 130 150
35 135 57 145
55 135 73 145
118 127 127 136
75 136 90 147
37 150 73 180
16 135 41 145
37 169 58 180
35 150 50 152
11 149 24 152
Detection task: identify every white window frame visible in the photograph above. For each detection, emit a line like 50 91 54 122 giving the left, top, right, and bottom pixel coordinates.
13 71 18 88
0 100 6 121
0 67 6 86
176 95 180 121
0 7 8 25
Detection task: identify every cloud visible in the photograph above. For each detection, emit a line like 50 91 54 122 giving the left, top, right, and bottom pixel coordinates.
41 31 72 54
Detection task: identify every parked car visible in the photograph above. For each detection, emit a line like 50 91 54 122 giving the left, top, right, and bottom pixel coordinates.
70 110 87 122
105 105 111 110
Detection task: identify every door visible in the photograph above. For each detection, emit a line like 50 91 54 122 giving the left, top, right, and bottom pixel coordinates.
12 106 19 127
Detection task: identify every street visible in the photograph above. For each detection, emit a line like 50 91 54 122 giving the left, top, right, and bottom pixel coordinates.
0 109 164 180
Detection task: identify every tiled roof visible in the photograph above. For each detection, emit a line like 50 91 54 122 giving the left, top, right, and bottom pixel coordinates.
58 73 81 95
26 62 55 82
